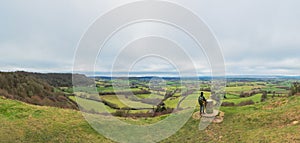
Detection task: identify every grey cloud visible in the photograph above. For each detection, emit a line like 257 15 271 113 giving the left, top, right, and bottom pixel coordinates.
0 0 299 75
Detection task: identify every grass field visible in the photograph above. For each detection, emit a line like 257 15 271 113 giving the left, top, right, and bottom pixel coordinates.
135 94 163 99
0 96 111 143
223 93 262 104
225 85 262 95
1 94 300 142
1 78 298 142
69 96 116 113
100 95 154 109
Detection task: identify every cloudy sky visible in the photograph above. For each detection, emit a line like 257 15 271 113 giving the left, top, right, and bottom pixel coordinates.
0 0 299 76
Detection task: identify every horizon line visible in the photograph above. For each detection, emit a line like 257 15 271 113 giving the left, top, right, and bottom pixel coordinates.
1 70 300 78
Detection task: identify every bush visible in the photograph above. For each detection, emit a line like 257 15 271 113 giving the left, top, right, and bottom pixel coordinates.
0 89 10 98
114 110 127 117
240 90 260 97
237 100 254 106
261 91 268 102
31 95 42 105
221 102 235 106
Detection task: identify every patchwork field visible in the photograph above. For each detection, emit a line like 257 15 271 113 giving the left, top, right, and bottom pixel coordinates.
1 73 299 142
1 93 300 142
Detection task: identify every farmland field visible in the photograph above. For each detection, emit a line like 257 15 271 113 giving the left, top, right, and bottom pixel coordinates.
68 77 296 118
1 84 300 142
1 73 299 142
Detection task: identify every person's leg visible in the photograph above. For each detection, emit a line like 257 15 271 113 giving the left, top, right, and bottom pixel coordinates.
199 106 202 116
204 102 206 114
200 105 203 114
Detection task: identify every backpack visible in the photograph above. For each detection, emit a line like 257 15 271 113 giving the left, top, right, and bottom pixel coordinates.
198 96 204 105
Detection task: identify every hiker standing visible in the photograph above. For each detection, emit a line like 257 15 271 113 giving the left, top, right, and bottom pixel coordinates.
198 92 206 115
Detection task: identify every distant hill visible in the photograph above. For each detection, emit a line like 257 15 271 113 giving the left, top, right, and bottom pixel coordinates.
0 71 79 109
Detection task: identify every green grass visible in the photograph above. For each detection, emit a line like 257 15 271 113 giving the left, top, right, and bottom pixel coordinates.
226 86 257 92
97 86 146 94
0 96 112 143
224 93 262 104
70 96 151 114
97 86 115 92
261 86 288 92
100 95 154 109
73 86 98 94
225 93 240 99
1 93 300 143
116 96 154 108
100 95 128 108
69 96 116 113
162 96 300 143
164 97 180 108
225 85 263 96
135 94 163 99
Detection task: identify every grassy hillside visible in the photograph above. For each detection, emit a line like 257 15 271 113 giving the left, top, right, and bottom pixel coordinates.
0 96 110 143
162 96 300 143
1 95 299 142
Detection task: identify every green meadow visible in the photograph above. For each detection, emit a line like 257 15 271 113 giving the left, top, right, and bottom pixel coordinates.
1 75 299 142
1 92 300 142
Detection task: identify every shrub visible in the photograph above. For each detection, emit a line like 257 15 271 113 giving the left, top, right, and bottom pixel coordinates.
114 110 127 117
237 100 255 106
221 102 235 106
31 95 42 105
261 91 268 102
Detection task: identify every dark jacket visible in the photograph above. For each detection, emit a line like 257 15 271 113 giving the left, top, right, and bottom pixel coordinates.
198 95 206 105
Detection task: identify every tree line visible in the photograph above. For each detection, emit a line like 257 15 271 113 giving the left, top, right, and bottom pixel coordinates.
0 71 78 109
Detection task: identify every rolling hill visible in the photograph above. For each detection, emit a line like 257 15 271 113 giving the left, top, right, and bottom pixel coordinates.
0 94 299 142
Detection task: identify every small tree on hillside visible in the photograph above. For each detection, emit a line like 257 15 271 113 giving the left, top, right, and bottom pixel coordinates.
289 82 300 96
261 91 268 102
272 91 275 98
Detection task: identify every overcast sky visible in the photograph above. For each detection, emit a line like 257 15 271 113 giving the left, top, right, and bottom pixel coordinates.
0 0 299 76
